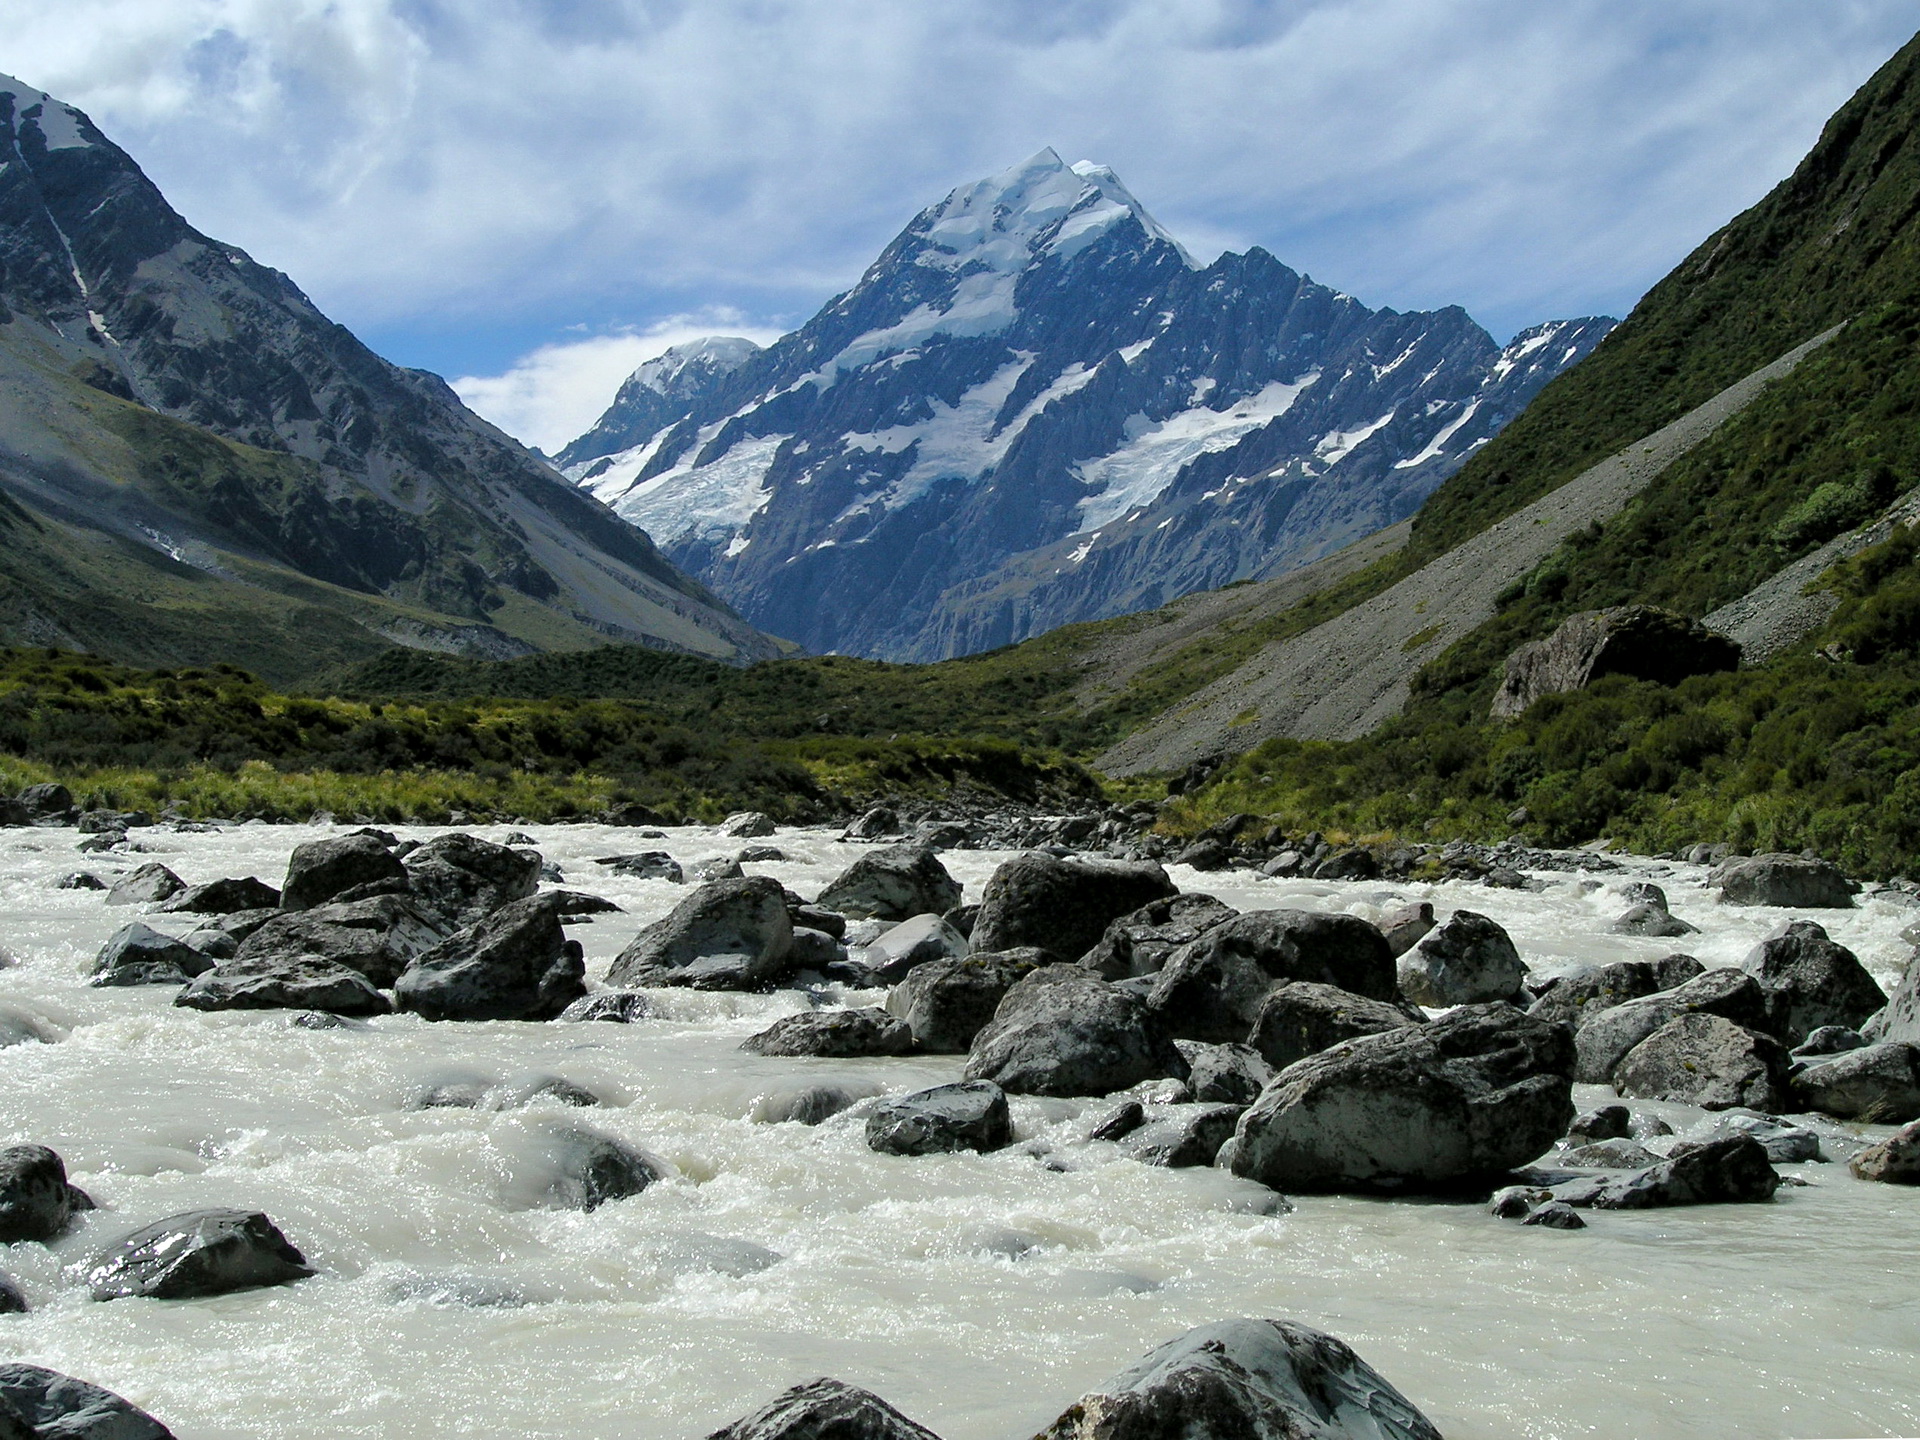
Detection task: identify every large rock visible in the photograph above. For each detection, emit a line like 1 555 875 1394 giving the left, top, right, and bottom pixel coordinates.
1792 1042 1920 1122
885 949 1044 1053
970 853 1176 963
815 844 962 923
1248 982 1425 1073
538 1128 661 1211
1080 894 1237 980
90 922 212 987
15 781 75 819
1120 1103 1245 1168
742 1008 914 1058
176 955 394 1016
1716 854 1853 908
85 1209 313 1300
0 1145 88 1243
1490 605 1739 720
1397 910 1525 1007
1588 1135 1779 1208
157 876 282 915
281 833 407 910
1740 920 1885 1044
1867 953 1920 1045
719 811 777 839
234 894 446 988
0 1364 175 1440
866 1080 1012 1156
1527 956 1702 1029
1147 911 1398 1045
862 912 968 983
965 966 1186 1097
1613 1014 1793 1112
402 833 541 928
707 1379 939 1440
1850 1119 1920 1183
608 876 795 990
394 893 585 1021
1037 1317 1441 1440
1573 968 1770 1083
104 863 185 908
1177 1041 1275 1105
1230 1003 1575 1193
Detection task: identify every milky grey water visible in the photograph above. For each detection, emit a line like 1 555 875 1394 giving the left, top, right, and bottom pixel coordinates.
0 822 1916 1440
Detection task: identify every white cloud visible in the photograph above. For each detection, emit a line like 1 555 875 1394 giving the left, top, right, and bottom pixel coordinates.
451 315 785 454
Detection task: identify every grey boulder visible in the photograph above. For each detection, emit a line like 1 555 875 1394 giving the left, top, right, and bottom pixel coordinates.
863 912 968 984
1850 1119 1920 1183
707 1378 939 1440
1080 893 1237 980
608 876 794 991
719 811 777 839
281 833 407 910
1866 952 1920 1044
1247 981 1425 1073
537 1128 662 1211
104 863 184 908
1147 911 1399 1045
884 949 1044 1052
176 955 393 1017
965 966 1187 1098
234 894 446 988
0 1145 89 1243
1613 1014 1793 1112
969 853 1176 963
866 1080 1012 1156
1119 1103 1245 1168
1610 901 1699 937
1716 853 1853 908
1378 901 1436 959
1791 1042 1920 1122
0 1364 175 1440
1527 956 1702 1029
1176 1041 1275 1105
815 844 962 923
394 893 585 1021
741 1008 914 1058
90 922 211 987
85 1208 313 1300
1588 1135 1779 1208
559 991 652 1024
1397 910 1525 1007
1740 920 1885 1045
1572 968 1770 1083
157 876 282 914
402 833 541 928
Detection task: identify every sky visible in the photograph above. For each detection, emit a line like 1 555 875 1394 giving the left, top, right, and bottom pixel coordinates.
2 1 1915 453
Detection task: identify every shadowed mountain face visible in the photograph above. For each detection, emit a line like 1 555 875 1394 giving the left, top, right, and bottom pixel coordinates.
563 149 1612 661
0 76 779 676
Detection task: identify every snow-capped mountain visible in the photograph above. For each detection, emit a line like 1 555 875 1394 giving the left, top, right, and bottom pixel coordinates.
562 149 1614 660
558 336 761 474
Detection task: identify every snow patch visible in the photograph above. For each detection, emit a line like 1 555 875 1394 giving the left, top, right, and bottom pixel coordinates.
1393 400 1481 470
0 76 91 150
1314 411 1397 467
608 433 789 549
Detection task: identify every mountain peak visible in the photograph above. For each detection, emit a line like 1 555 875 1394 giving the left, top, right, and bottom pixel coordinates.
0 74 96 152
627 336 762 400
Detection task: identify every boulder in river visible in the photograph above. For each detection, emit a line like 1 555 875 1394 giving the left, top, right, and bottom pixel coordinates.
885 949 1044 1053
90 922 212 987
104 862 185 908
235 894 446 988
1528 956 1702 1030
1850 1119 1920 1183
608 876 794 990
814 844 962 923
85 1208 313 1300
1865 952 1920 1045
281 833 408 910
707 1378 940 1440
0 1364 175 1440
970 853 1176 964
1573 968 1770 1083
1079 894 1237 980
866 1080 1012 1156
1791 1042 1920 1122
1119 1103 1245 1168
1716 854 1854 909
1740 920 1885 1045
394 893 585 1021
1148 911 1399 1045
15 781 74 819
176 955 394 1017
1614 1014 1793 1112
742 1008 914 1058
1230 1003 1575 1193
538 1127 662 1211
719 811 777 839
863 912 969 984
1378 901 1436 959
1610 898 1699 938
1247 981 1426 1073
157 876 283 915
559 991 652 1024
0 1145 89 1243
1588 1135 1780 1209
402 833 541 929
1036 1317 1441 1440
1489 605 1739 720
594 852 684 882
965 966 1187 1098
1396 910 1526 1007
1176 1041 1274 1105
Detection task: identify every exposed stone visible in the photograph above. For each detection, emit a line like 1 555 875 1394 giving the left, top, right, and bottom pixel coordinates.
1247 982 1425 1073
863 912 969 984
538 1128 661 1211
1683 1110 1823 1164
234 894 446 988
1397 909 1526 1007
1793 1025 1867 1057
608 876 795 990
815 845 962 923
15 782 74 819
1149 910 1398 1045
965 966 1187 1098
1740 920 1885 1044
594 852 684 882
402 833 542 929
1378 901 1435 959
1490 605 1739 720
1174 837 1232 871
1716 853 1854 909
1528 956 1702 1029
1850 1119 1920 1183
1176 1041 1275 1105
1614 1013 1792 1112
85 1209 313 1300
1086 1100 1147 1142
787 927 843 972
866 1080 1013 1156
559 991 653 1024
281 833 408 910
719 811 777 839
54 871 105 891
707 1378 940 1440
1565 1104 1630 1144
176 955 394 1016
742 1008 914 1058
0 1145 88 1243
755 1086 863 1126
0 1364 175 1440
1490 1184 1552 1219
1791 1042 1920 1122
970 853 1177 964
1610 901 1699 938
789 904 847 939
1573 968 1770 1084
691 857 746 882
844 806 901 841
1079 894 1236 980
157 876 282 914
1868 952 1920 1045
90 922 211 987
1560 1138 1661 1169
1521 1200 1586 1229
394 893 585 1021
1588 1135 1779 1209
884 949 1045 1053
104 862 185 908
1119 1103 1245 1167
1230 1003 1575 1193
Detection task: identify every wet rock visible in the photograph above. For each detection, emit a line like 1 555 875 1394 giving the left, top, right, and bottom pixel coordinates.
787 927 844 971
559 991 653 1024
970 853 1177 964
1791 1042 1920 1122
1610 900 1699 938
1247 982 1425 1073
0 1145 88 1243
1378 901 1435 959
742 1008 914 1058
1490 605 1739 720
1716 853 1853 909
965 967 1187 1098
708 1378 940 1440
717 811 776 839
104 862 185 908
156 875 283 915
0 1364 175 1440
1397 910 1526 1007
90 922 211 986
844 805 902 840
692 856 746 883
1560 1138 1661 1169
15 782 74 819
487 1074 602 1109
0 1007 44 1049
1573 968 1771 1083
1588 1135 1779 1209
866 1080 1013 1156
1792 1025 1867 1058
235 895 446 988
1148 911 1398 1045
1120 1103 1245 1167
885 949 1045 1053
1230 1003 1575 1193
539 1128 661 1211
548 890 624 919
815 844 962 923
0 1275 20 1315
594 852 685 882
1740 920 1885 1045
789 904 847 939
1086 1099 1146 1142
395 893 585 1021
402 833 542 929
177 954 394 1017
603 802 666 827
1614 1014 1792 1112
1079 894 1236 980
755 1086 862 1126
1565 1104 1630 1144
281 833 408 910
1850 1120 1920 1183
182 926 238 960
54 870 106 890
1867 952 1920 1045
1490 1184 1552 1219
1683 1110 1823 1164
384 1272 530 1308
1036 1317 1441 1440
1521 1200 1586 1229
1175 837 1232 871
1528 957 1702 1029
1176 1041 1274 1105
863 912 969 984
608 876 795 990
289 1011 361 1031
85 1208 313 1300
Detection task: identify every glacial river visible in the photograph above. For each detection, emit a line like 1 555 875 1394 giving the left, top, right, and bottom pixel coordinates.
0 822 1916 1440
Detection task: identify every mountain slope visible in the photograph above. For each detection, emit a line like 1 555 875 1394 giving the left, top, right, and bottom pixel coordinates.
557 337 761 473
0 76 780 677
562 149 1611 660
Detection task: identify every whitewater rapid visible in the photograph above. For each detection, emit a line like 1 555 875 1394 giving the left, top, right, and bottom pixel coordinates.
0 822 1916 1440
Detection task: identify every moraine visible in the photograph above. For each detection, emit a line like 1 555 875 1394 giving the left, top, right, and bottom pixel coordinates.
0 821 1916 1439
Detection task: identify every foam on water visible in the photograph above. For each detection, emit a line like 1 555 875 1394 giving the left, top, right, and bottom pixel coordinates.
0 823 1917 1438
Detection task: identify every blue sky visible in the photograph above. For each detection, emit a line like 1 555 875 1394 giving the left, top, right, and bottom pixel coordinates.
4 1 1916 450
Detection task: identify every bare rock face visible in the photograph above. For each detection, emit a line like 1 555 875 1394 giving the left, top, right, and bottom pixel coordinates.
969 854 1177 965
1397 910 1525 1007
1792 1042 1920 1122
741 1008 914 1059
707 1378 941 1440
1080 894 1237 980
105 863 185 908
281 833 407 910
965 966 1187 1097
815 845 962 923
176 954 394 1017
1528 956 1702 1030
1573 968 1770 1084
1613 1014 1793 1112
1148 910 1398 1045
1739 920 1885 1044
1490 605 1739 720
402 834 541 930
1588 1135 1779 1209
393 893 585 1021
0 1145 90 1243
608 876 795 990
1716 854 1854 909
1036 1317 1442 1440
1248 982 1426 1073
866 1080 1013 1156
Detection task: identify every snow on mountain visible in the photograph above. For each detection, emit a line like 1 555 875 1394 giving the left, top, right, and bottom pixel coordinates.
561 150 1614 660
557 336 762 473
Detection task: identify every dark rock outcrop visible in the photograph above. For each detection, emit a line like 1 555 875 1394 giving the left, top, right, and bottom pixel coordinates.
707 1378 940 1440
402 833 541 929
394 893 585 1021
1573 968 1771 1083
90 922 211 987
1490 606 1739 719
1613 1014 1793 1112
157 876 282 914
1147 910 1397 1045
815 845 962 922
1119 1103 1245 1168
862 913 968 984
885 949 1045 1053
1791 1042 1920 1121
104 863 184 908
0 1364 175 1440
281 833 408 910
0 1145 88 1243
176 955 394 1016
1588 1135 1779 1208
559 991 653 1024
538 1128 662 1211
1716 854 1854 909
1247 982 1425 1073
1176 1041 1275 1105
1080 894 1237 980
1740 920 1885 1044
970 854 1176 964
85 1209 313 1300
609 876 795 990
965 967 1186 1097
866 1080 1013 1156
742 1008 914 1058
234 894 446 988
1528 956 1702 1029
